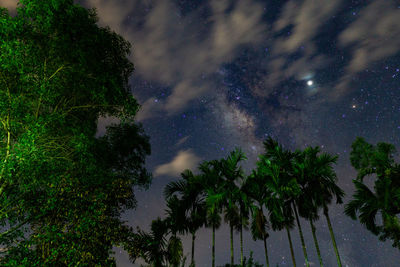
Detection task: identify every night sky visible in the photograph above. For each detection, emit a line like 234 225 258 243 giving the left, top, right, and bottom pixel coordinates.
4 0 400 266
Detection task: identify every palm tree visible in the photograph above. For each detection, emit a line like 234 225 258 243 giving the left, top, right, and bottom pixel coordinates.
292 146 344 267
130 218 169 267
243 172 270 267
236 181 252 266
212 148 247 266
345 137 400 250
164 169 206 266
307 149 344 267
292 147 324 266
284 149 312 267
164 196 186 267
130 216 184 267
199 160 223 267
257 137 301 267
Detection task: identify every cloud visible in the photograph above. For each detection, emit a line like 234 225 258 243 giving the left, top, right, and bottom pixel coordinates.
274 0 342 53
176 136 189 146
0 0 18 15
0 0 17 10
82 0 266 119
153 149 201 177
82 0 139 35
339 1 400 73
257 0 342 92
135 97 164 122
331 1 400 100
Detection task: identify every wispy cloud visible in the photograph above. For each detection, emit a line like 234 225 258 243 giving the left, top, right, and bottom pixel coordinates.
82 0 266 120
339 1 400 73
175 136 189 147
260 0 342 93
333 1 400 99
153 149 201 177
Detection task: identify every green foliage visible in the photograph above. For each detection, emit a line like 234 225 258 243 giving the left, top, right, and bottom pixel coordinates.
346 138 400 249
127 218 184 267
0 0 151 265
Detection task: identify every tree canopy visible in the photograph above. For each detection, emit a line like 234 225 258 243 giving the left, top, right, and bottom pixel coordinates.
0 0 151 265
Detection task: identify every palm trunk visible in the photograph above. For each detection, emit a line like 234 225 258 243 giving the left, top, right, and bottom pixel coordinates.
263 234 270 267
293 203 309 267
230 224 234 266
286 225 296 267
191 232 195 266
310 220 323 266
212 224 216 267
324 207 342 267
240 224 244 266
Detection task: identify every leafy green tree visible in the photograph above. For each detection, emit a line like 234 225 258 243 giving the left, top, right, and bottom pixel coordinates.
345 137 400 250
0 0 151 265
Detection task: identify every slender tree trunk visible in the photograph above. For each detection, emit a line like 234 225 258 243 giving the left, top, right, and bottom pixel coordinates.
286 225 296 267
212 224 216 267
310 220 323 267
324 207 342 267
263 234 270 267
293 203 309 267
240 224 244 266
230 224 234 266
191 232 196 267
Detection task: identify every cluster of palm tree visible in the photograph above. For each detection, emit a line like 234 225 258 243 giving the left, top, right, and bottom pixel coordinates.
130 136 400 267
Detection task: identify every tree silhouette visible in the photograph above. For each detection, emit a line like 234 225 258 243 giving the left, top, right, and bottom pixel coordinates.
346 137 400 250
257 137 300 267
199 160 223 267
164 169 206 266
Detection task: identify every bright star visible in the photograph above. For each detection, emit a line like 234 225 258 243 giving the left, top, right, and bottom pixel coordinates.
307 80 313 86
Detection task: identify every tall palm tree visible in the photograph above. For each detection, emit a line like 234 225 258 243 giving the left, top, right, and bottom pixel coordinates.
164 196 186 267
307 150 344 267
243 172 270 267
286 149 312 267
292 147 323 266
164 169 206 267
236 181 252 266
212 148 247 266
293 146 344 267
199 160 223 267
257 137 301 267
346 137 400 250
